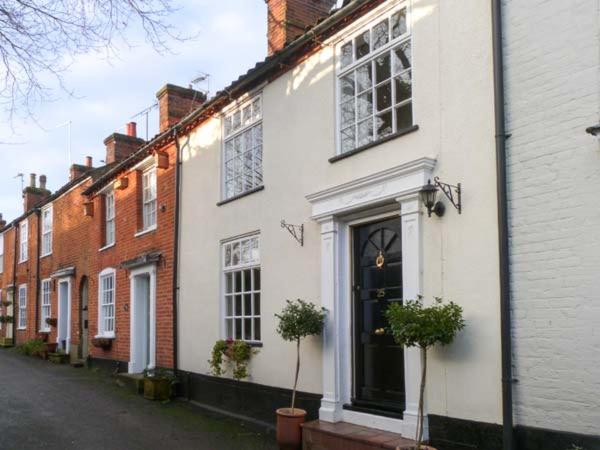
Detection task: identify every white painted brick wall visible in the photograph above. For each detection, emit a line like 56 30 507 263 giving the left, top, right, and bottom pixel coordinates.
503 0 600 436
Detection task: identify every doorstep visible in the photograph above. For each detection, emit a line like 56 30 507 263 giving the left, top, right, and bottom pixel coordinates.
302 420 418 450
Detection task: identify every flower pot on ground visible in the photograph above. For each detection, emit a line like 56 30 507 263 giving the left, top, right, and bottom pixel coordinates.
143 369 176 401
385 297 465 450
275 299 326 450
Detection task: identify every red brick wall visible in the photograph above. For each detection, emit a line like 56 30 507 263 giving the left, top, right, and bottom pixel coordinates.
0 226 16 340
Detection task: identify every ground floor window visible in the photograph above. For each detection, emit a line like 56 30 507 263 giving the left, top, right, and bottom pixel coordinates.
222 235 261 342
18 285 27 329
98 269 116 337
40 279 52 331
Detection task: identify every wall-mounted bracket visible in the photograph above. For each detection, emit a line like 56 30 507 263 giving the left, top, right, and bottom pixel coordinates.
434 176 462 214
281 220 304 246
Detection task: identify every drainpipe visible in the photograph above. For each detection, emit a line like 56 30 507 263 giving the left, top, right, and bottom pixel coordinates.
171 125 182 377
11 222 18 341
491 1 515 449
35 209 41 335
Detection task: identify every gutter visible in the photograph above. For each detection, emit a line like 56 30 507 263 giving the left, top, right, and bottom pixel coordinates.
491 1 515 449
172 126 182 376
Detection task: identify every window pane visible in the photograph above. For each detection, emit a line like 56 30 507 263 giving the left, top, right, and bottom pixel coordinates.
243 129 253 151
340 74 355 103
252 98 261 120
376 81 392 112
226 319 233 339
356 63 372 92
235 319 242 339
253 268 261 290
372 19 389 50
254 319 261 341
393 42 411 73
232 243 240 266
254 293 261 315
341 127 356 153
341 100 355 129
234 270 242 292
341 42 353 68
357 119 374 147
391 9 407 38
224 116 232 136
355 30 370 59
243 269 252 292
244 319 252 340
225 272 233 292
357 91 373 120
235 295 242 315
395 72 412 103
376 111 393 138
396 103 413 130
375 53 391 83
242 105 252 126
244 294 252 315
226 296 233 316
232 110 241 131
253 125 263 148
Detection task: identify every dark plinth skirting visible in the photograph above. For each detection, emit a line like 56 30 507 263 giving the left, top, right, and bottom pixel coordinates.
88 357 128 374
428 415 600 450
177 371 322 427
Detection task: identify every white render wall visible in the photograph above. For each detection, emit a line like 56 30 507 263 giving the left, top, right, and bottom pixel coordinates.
503 0 600 435
178 0 503 424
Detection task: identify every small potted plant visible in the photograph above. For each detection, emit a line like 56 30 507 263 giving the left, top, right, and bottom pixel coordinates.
385 297 465 450
275 299 326 450
209 339 255 380
45 317 57 328
143 368 177 401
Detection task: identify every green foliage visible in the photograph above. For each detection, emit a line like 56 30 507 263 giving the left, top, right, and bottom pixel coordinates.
17 339 46 356
385 296 465 349
0 316 13 324
144 367 178 382
275 299 326 343
209 339 256 381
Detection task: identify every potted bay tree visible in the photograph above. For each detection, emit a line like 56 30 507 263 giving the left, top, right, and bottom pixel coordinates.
385 296 465 450
275 299 325 450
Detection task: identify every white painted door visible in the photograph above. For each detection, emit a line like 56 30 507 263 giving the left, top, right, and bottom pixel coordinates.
131 274 151 373
57 280 70 353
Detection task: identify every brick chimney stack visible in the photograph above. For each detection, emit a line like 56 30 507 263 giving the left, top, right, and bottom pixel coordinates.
23 173 51 212
0 213 6 228
70 156 96 181
156 84 206 133
85 156 93 167
266 0 337 55
104 122 146 164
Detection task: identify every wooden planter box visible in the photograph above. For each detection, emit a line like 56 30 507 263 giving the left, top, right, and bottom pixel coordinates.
0 337 13 348
48 352 69 364
143 377 172 401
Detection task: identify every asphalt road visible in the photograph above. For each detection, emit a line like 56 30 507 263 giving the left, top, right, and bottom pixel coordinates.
0 349 276 450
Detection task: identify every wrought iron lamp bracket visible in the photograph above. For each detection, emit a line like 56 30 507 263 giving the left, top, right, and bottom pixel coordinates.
434 177 462 214
281 220 304 246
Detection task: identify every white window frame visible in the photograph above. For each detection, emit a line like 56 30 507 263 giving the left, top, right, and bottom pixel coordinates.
17 284 27 330
40 279 52 332
142 167 157 231
222 234 261 343
335 1 413 155
0 232 4 273
104 190 115 247
221 95 263 201
19 220 28 263
97 268 116 338
41 205 53 257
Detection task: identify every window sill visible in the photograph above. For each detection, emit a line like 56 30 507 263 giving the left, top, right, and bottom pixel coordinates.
40 253 52 259
38 329 50 333
94 334 115 339
135 226 157 238
329 125 419 164
18 260 28 265
217 186 265 206
17 327 26 331
99 243 115 253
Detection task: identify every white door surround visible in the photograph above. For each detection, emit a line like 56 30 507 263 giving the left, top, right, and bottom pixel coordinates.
56 277 72 354
128 264 157 374
306 157 435 437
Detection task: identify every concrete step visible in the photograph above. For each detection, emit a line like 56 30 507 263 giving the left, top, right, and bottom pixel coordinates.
302 420 421 450
115 373 144 395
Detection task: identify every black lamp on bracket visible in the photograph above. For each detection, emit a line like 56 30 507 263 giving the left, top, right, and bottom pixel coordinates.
420 177 462 218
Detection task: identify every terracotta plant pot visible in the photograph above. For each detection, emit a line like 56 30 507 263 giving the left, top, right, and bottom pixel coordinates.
276 408 306 450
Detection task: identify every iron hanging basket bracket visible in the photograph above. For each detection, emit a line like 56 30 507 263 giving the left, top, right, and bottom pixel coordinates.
281 220 304 246
434 177 462 214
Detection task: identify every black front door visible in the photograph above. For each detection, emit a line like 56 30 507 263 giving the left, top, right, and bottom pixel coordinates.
352 216 405 413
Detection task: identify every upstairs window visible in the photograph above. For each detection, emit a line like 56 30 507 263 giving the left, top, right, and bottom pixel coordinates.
337 4 412 154
40 279 52 331
18 284 27 329
222 96 263 200
19 220 28 263
142 168 157 230
222 235 261 342
41 205 53 256
0 233 4 273
98 269 115 337
104 190 115 247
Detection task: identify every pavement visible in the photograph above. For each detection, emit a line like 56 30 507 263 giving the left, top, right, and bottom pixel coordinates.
0 349 277 450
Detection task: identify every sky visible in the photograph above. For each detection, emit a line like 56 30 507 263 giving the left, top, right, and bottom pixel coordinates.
0 0 269 221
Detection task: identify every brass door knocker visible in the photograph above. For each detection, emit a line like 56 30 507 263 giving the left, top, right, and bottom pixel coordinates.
376 251 385 268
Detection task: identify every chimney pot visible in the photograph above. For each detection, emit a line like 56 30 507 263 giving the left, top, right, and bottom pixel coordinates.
29 173 36 188
85 156 93 167
126 122 137 138
39 175 47 190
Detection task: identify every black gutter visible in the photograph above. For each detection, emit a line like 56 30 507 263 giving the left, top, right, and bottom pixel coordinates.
34 209 41 335
171 126 182 375
491 1 515 449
